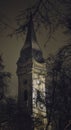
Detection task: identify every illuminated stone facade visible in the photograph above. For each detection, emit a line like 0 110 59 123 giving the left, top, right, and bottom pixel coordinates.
32 59 47 130
17 16 47 130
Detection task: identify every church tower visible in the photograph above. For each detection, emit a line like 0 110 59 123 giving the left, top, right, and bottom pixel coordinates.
17 16 47 130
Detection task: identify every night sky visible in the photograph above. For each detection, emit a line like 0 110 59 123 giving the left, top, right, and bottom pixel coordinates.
0 0 71 98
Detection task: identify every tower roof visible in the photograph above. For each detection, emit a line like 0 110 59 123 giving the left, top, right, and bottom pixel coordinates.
23 15 40 51
17 15 44 64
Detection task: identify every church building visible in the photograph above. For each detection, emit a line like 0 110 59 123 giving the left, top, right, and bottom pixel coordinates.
17 15 47 130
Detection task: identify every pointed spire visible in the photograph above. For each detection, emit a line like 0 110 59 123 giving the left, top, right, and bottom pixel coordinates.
17 13 44 64
26 14 36 42
23 13 40 50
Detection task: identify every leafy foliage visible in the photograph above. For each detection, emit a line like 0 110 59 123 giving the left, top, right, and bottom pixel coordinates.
46 44 71 130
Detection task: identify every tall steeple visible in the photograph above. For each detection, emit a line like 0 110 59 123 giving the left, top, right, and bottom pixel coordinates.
17 13 47 130
23 14 40 50
17 14 44 65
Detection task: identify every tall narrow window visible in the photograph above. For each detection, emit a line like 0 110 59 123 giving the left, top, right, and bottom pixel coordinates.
23 80 27 85
24 90 28 101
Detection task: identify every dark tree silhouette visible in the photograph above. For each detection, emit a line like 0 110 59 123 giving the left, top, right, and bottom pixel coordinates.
0 0 71 40
0 56 18 130
15 0 71 39
46 44 71 130
0 55 11 100
0 55 11 124
0 11 15 37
